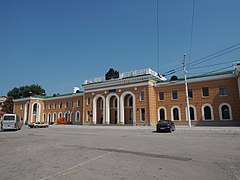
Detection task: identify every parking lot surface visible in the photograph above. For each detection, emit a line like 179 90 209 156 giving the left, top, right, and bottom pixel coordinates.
0 125 240 180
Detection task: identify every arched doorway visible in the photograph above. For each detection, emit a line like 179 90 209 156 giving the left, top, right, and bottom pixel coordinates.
32 102 41 122
120 92 136 125
93 95 105 124
106 94 119 125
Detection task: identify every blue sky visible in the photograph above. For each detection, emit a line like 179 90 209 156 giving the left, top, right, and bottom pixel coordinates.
1 0 240 96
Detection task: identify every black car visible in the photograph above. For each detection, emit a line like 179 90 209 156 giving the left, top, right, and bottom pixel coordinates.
156 120 175 132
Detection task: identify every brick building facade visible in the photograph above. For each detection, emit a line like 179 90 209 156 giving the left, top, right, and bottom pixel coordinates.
13 64 240 126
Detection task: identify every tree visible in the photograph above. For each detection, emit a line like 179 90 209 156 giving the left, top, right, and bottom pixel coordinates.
4 84 46 114
2 96 14 113
7 84 46 99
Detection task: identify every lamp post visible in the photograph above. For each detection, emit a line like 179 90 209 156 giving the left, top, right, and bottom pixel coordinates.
183 54 191 127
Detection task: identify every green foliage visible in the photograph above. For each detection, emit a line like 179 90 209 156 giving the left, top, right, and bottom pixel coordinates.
4 84 46 113
2 96 14 113
7 84 46 99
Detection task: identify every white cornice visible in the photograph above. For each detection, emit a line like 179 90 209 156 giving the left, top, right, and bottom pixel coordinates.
13 93 84 102
83 75 157 90
84 81 154 93
156 73 234 87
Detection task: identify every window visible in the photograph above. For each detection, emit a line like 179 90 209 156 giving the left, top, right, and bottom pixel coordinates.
129 109 133 121
64 112 68 121
219 103 232 120
44 104 46 110
43 113 46 122
190 107 195 120
140 91 145 101
100 99 103 109
77 100 80 107
58 112 62 118
219 85 227 96
48 113 51 123
59 102 62 109
53 103 56 109
172 90 178 100
171 106 181 121
65 102 68 108
140 108 145 121
202 87 209 97
188 89 193 98
87 111 90 121
53 113 57 122
48 104 51 109
202 104 214 120
114 98 117 108
87 97 90 105
128 96 133 107
20 104 23 110
159 92 164 101
173 108 179 120
159 108 166 120
75 111 80 122
186 106 196 121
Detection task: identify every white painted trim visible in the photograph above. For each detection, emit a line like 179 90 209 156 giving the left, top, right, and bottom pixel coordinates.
48 113 51 123
84 82 153 93
201 104 214 121
93 95 105 124
31 102 41 122
75 111 81 122
185 105 197 121
106 93 120 125
156 73 234 87
58 112 63 118
157 107 167 120
83 74 157 89
23 103 30 124
219 103 233 121
171 106 181 121
120 91 136 125
53 112 57 123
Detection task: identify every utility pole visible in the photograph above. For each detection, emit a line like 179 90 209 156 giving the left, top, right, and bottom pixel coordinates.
183 54 191 127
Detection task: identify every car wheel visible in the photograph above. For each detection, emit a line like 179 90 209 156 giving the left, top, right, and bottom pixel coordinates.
169 128 172 133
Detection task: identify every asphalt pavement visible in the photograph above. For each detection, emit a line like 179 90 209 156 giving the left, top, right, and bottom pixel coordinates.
0 125 240 180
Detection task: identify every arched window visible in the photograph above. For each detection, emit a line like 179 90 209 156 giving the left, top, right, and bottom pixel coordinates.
64 112 68 121
171 106 181 121
48 113 51 123
202 104 214 120
75 111 80 122
219 103 232 120
53 113 57 122
158 107 166 120
58 112 62 118
186 105 197 121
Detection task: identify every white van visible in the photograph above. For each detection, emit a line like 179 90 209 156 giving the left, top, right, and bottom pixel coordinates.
1 114 22 130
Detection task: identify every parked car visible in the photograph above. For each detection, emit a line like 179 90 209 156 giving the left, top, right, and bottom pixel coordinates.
28 122 49 128
156 120 175 132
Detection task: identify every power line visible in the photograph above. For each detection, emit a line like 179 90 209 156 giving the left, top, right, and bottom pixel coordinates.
163 42 240 75
188 65 233 76
187 43 240 68
188 60 238 70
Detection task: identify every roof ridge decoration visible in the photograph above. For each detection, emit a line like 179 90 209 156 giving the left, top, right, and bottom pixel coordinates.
84 68 166 85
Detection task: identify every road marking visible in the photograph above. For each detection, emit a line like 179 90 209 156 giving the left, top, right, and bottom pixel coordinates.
39 146 126 180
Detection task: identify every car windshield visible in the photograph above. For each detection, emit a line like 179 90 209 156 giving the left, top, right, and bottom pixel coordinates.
3 115 15 121
158 120 170 125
